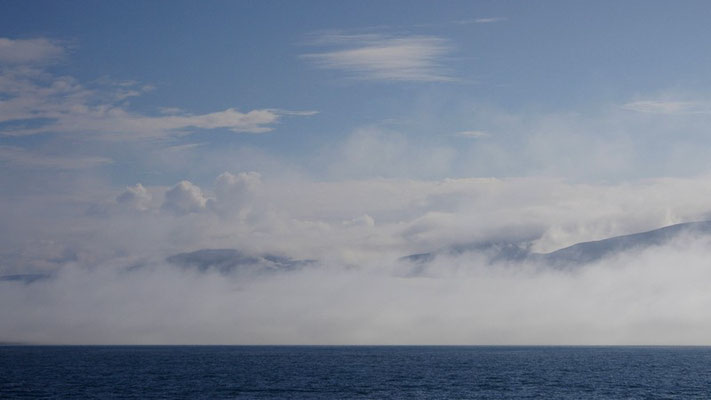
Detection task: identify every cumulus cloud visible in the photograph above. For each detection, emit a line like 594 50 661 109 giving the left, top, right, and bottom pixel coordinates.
116 183 152 211
214 171 262 200
0 37 65 64
209 171 262 215
302 33 454 82
162 181 207 215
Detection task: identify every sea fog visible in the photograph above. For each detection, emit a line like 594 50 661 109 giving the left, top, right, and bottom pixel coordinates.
3 174 711 345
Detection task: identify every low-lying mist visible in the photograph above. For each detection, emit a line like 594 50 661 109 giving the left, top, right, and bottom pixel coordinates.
3 233 711 345
3 174 711 344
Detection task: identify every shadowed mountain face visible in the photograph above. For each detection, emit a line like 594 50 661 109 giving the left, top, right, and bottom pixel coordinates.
5 222 710 284
0 250 312 285
402 221 711 269
535 221 711 266
402 240 532 264
0 274 51 284
166 249 313 275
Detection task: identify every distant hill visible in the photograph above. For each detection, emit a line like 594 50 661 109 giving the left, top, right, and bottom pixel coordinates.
166 248 314 274
0 274 51 284
534 220 711 266
0 249 314 285
402 221 711 269
5 222 711 284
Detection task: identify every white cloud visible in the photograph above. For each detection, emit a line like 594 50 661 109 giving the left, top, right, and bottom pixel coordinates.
328 126 456 179
0 38 65 64
343 214 376 228
0 41 316 139
209 171 263 216
161 181 207 215
92 107 284 137
0 82 301 138
621 100 711 115
455 130 490 138
437 101 711 180
473 17 507 23
0 145 112 170
214 171 262 198
163 143 206 152
116 183 152 211
302 34 454 82
455 17 508 24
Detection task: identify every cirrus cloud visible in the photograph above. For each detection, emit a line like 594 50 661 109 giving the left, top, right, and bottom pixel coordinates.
0 37 317 140
302 33 455 82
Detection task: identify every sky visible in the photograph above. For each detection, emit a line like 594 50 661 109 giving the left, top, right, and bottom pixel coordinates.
3 1 711 344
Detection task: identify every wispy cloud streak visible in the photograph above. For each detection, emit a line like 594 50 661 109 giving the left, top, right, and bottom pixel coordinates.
0 38 65 64
0 37 316 140
302 33 454 82
622 100 711 115
0 145 112 169
455 17 508 24
455 130 490 138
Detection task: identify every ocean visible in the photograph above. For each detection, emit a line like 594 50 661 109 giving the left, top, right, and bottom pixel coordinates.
2 346 710 399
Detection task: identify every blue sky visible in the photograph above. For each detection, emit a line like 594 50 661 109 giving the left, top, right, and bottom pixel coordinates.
4 1 711 186
7 1 711 344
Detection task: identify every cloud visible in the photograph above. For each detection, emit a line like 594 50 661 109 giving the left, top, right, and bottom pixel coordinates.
106 107 283 136
0 145 112 170
0 38 65 64
0 40 316 139
7 33 711 344
4 230 711 344
455 130 490 138
302 34 454 82
621 100 711 115
163 143 207 152
116 183 152 211
473 17 507 23
4 172 711 343
434 101 711 180
343 214 376 228
0 82 302 138
214 171 262 200
328 126 456 179
161 181 207 215
209 171 263 216
455 17 508 24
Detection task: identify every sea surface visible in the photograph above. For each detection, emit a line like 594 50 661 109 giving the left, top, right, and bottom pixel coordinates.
2 346 711 399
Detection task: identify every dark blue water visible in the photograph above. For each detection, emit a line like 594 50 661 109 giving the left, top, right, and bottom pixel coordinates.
2 346 711 399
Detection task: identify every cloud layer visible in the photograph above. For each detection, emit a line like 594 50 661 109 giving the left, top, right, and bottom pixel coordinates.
3 172 711 344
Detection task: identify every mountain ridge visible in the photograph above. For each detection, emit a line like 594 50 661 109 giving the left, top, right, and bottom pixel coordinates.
402 220 711 268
